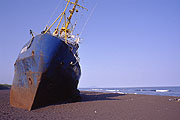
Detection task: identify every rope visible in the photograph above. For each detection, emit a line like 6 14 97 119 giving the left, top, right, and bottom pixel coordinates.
47 0 63 25
79 2 98 37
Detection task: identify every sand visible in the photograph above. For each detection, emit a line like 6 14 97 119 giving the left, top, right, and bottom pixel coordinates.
0 90 180 120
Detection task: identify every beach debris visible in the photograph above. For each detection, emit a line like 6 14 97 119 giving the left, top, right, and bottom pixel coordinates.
168 98 180 102
94 110 97 113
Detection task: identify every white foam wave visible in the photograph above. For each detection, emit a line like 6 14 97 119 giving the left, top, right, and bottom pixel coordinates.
105 90 120 92
117 92 125 94
91 89 103 91
156 90 169 92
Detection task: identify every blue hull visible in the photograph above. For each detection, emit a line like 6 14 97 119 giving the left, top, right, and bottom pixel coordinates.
10 33 81 110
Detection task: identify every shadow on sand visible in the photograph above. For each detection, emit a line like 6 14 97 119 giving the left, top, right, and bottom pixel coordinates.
5 89 125 110
31 91 125 110
80 91 125 102
33 91 125 110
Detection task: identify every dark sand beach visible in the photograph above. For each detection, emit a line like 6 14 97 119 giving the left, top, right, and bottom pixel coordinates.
0 90 180 120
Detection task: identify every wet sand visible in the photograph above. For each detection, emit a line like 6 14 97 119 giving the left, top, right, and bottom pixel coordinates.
1 90 180 120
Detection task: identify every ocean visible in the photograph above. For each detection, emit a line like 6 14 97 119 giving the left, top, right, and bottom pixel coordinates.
79 86 180 97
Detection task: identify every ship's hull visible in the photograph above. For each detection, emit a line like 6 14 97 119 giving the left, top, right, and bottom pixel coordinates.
10 33 81 110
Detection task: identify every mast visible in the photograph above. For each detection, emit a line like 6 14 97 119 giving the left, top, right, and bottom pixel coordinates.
64 0 78 43
44 0 87 44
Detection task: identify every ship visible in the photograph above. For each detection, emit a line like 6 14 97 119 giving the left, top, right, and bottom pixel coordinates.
10 0 87 111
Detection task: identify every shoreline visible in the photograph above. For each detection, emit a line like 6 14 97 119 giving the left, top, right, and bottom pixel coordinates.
81 90 180 98
1 90 180 120
80 86 180 97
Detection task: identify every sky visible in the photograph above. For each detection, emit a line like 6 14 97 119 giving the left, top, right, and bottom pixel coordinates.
0 0 180 88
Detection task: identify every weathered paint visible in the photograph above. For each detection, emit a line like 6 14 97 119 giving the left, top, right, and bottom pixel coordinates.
10 33 81 110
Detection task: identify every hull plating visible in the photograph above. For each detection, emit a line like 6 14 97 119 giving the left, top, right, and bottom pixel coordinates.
10 34 81 110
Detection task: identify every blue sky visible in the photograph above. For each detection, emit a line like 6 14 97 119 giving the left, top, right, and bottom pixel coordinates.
0 0 180 88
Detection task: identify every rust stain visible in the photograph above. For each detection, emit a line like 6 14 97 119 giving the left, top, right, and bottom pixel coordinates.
10 71 42 111
10 55 44 111
28 77 32 85
32 50 35 56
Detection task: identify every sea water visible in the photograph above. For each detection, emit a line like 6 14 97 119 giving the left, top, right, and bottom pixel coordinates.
79 86 180 97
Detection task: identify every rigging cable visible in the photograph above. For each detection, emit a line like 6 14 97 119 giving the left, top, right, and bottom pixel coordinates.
76 0 84 33
47 0 63 25
79 2 98 37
